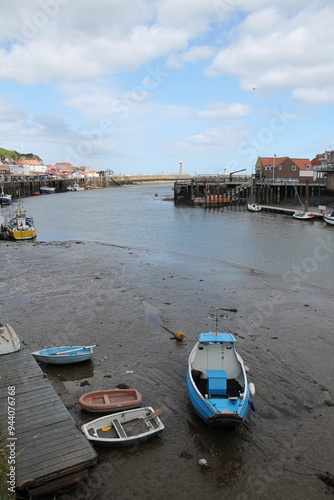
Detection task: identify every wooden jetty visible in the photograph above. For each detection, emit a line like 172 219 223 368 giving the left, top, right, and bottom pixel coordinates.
0 341 97 497
174 177 327 207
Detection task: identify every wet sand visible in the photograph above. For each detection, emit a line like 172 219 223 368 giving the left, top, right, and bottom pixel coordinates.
1 240 334 499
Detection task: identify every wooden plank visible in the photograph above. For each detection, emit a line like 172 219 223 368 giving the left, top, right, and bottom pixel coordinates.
18 452 96 485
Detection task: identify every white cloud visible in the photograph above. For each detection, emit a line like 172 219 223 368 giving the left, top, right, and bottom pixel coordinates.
293 86 334 105
198 102 253 119
0 98 27 121
205 3 334 103
167 45 216 69
167 124 249 154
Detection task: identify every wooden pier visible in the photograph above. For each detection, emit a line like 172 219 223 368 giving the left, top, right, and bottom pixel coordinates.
174 178 327 207
0 341 97 497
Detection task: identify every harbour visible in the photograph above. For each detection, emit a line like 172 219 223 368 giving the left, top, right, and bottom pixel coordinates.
1 184 334 499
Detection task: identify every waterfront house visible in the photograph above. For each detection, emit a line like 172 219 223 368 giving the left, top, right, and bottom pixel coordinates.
255 156 313 183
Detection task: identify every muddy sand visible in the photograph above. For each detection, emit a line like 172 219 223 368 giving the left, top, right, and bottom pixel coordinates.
1 240 334 499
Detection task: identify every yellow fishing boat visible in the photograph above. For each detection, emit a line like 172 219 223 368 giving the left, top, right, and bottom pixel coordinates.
7 203 37 240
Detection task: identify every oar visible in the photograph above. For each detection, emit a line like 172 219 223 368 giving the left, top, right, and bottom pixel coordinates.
126 408 165 433
49 345 97 356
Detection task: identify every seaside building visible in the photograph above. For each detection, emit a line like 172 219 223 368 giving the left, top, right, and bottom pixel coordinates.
255 156 314 182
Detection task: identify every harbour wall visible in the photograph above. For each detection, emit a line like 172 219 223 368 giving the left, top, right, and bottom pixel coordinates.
0 174 191 198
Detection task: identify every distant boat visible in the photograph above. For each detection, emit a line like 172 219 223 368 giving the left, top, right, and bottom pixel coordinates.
78 389 142 413
0 190 12 205
81 407 165 446
32 345 96 364
40 186 56 194
292 211 314 220
67 183 84 191
323 211 334 226
247 202 261 212
0 324 21 354
187 313 255 426
7 203 37 240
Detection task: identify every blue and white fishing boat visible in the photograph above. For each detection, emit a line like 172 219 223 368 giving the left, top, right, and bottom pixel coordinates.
0 189 12 205
40 185 56 194
187 312 255 425
32 345 95 364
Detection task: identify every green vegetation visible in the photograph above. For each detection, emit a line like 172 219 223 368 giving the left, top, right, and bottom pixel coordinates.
0 147 42 163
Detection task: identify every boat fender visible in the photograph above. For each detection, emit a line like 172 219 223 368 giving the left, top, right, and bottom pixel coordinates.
249 382 255 396
249 400 256 412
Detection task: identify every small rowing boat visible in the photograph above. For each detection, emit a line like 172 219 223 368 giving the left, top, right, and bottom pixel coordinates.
32 345 96 364
78 389 142 413
81 407 165 446
0 324 21 354
292 211 314 220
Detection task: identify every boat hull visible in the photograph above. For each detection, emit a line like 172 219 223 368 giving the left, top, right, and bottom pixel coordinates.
81 407 164 446
292 212 314 220
0 197 12 205
0 324 21 354
8 228 37 240
40 187 56 194
323 215 334 225
187 332 253 426
32 346 94 364
247 203 261 212
78 389 142 413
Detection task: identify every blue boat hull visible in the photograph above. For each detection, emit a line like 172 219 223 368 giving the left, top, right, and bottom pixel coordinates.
32 346 93 364
187 369 250 425
187 332 254 426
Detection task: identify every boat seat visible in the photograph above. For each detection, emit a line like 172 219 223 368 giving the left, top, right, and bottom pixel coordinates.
207 369 227 396
112 418 127 438
103 394 109 404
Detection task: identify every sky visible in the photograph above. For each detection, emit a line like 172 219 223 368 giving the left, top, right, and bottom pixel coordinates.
0 0 333 176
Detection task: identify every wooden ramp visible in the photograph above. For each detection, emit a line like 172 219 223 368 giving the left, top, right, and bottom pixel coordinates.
0 342 97 497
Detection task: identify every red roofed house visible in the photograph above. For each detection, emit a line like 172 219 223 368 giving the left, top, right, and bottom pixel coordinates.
255 156 313 182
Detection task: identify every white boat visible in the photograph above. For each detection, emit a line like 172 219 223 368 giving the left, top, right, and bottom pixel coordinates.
292 211 314 220
323 212 334 225
0 190 12 205
247 202 261 212
81 407 165 446
7 203 37 240
67 183 84 191
32 345 95 364
0 324 21 354
40 186 56 194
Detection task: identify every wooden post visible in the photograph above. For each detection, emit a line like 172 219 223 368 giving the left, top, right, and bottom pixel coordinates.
305 180 309 212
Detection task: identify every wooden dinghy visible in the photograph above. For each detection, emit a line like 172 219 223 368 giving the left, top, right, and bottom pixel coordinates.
78 389 142 413
0 324 21 354
81 407 165 446
32 345 95 364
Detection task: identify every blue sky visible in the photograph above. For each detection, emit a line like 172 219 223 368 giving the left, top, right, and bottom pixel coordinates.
0 0 333 175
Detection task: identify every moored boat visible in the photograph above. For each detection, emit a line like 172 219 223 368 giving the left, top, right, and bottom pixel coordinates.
292 211 314 220
0 190 12 205
247 202 261 212
78 389 142 413
81 407 165 446
187 325 255 426
7 203 37 240
323 211 334 226
0 324 21 354
40 186 56 194
32 345 96 364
